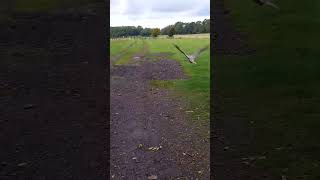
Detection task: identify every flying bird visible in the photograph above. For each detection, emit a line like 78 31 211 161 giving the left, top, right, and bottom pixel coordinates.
173 44 209 64
253 0 280 9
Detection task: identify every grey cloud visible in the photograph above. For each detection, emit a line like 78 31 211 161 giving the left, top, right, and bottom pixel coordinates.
193 6 210 16
151 6 190 13
111 0 209 28
122 0 209 16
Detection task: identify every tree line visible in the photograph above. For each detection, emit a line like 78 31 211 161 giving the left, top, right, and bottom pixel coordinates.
110 19 210 38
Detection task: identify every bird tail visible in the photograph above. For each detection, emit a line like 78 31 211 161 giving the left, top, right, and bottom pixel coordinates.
193 45 209 58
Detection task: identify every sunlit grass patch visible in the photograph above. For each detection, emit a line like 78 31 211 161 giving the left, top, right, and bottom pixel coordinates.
114 40 144 65
110 39 135 56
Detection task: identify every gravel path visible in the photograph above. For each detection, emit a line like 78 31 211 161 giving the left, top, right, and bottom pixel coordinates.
110 53 210 179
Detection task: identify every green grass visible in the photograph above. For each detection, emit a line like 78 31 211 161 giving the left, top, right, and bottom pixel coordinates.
113 40 145 65
110 39 135 56
216 0 320 178
158 33 210 39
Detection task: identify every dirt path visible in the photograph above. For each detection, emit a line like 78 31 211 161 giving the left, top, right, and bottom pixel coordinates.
110 46 210 179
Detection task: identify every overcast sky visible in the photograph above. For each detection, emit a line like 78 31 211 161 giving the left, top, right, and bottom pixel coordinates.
110 0 210 28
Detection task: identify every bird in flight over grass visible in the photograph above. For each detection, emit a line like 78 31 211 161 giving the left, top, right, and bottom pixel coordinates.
173 44 209 64
253 0 279 9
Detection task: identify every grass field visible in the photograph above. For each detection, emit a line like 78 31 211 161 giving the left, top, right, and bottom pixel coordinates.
110 39 135 56
158 33 210 39
110 39 145 65
216 0 320 178
110 37 210 130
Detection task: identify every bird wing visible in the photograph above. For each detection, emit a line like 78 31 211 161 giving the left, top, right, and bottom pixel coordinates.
192 45 209 59
173 44 190 60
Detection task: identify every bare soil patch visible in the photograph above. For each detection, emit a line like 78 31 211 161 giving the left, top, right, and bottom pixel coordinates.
111 53 209 179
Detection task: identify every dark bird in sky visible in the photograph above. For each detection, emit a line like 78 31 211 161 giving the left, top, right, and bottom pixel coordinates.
173 44 209 64
253 0 279 9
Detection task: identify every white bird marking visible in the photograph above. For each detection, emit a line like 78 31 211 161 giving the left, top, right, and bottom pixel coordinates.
173 44 209 64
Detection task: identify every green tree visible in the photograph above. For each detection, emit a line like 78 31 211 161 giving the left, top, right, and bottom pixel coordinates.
203 19 210 33
168 27 175 37
140 28 151 36
151 28 160 37
160 25 170 35
174 22 184 34
137 26 143 35
110 19 210 38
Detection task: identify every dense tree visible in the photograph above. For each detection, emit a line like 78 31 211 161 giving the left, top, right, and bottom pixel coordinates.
160 26 170 35
140 28 151 36
151 28 161 37
161 25 173 35
110 26 144 38
162 19 210 35
174 22 184 34
110 19 210 38
137 26 143 33
202 19 210 32
168 27 175 37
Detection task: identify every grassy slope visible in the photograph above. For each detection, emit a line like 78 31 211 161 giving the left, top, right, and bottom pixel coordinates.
217 0 320 178
148 38 210 127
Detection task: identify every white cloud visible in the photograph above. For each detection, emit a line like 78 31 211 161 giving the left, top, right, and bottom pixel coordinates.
110 0 210 28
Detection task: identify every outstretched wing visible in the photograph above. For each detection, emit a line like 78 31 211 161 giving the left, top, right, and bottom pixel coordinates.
173 44 190 60
193 45 209 59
